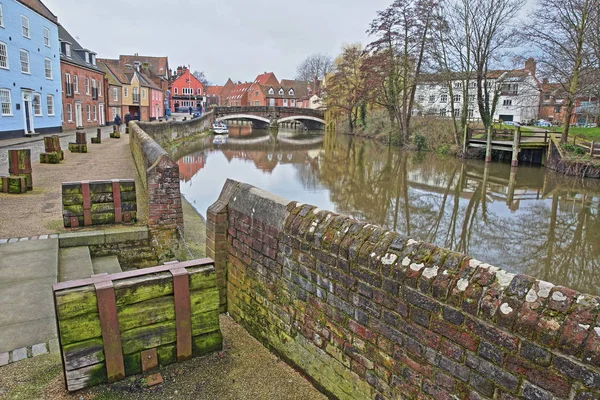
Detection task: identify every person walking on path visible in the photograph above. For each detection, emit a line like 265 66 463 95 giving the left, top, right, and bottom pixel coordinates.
114 114 122 133
189 106 192 115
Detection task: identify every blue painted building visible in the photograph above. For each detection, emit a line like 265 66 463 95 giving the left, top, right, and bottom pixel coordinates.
0 0 62 139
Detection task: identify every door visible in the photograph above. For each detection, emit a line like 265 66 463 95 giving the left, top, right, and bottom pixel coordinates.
75 103 83 127
22 91 33 134
99 104 105 125
269 98 275 107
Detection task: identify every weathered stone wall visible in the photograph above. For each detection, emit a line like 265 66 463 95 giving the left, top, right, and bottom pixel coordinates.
129 122 184 259
135 112 214 148
53 260 222 392
207 179 600 400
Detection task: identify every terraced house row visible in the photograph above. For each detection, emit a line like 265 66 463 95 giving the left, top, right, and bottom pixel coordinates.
0 0 170 139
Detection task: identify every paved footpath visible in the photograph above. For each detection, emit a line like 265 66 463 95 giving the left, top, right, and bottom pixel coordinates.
0 128 143 238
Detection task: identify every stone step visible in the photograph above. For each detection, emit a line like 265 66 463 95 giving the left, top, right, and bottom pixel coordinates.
92 255 122 276
58 246 93 282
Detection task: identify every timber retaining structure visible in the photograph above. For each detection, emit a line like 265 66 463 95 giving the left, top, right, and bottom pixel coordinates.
207 179 600 400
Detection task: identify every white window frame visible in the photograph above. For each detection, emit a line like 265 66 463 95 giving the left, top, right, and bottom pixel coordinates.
278 88 284 95
67 103 73 122
0 88 12 116
98 80 102 97
85 78 90 95
0 3 4 28
503 99 513 106
19 49 29 74
0 41 8 69
283 99 288 107
453 94 461 103
113 87 118 101
21 15 29 38
93 105 97 121
440 94 448 103
32 93 42 116
86 104 91 121
268 88 274 95
43 27 50 47
46 95 54 115
65 43 71 58
197 88 202 95
288 89 294 96
73 75 79 93
44 58 52 79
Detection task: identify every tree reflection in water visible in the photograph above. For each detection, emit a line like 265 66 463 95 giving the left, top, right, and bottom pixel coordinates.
177 129 600 295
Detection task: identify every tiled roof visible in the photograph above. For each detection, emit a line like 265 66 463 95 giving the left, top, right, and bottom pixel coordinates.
98 61 122 87
98 59 129 84
254 72 278 85
206 86 223 95
119 55 168 78
17 0 57 23
58 25 104 74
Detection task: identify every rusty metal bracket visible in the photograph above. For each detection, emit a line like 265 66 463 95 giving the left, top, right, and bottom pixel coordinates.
112 180 122 223
141 348 158 372
171 267 192 361
81 181 92 226
95 279 125 382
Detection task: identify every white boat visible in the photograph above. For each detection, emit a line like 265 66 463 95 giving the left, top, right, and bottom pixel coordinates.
213 134 228 145
212 122 229 135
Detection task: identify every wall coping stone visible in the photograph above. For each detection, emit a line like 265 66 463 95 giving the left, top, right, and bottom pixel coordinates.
58 227 149 248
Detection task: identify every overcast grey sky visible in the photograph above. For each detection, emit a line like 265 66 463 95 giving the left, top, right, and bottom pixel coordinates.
43 0 391 85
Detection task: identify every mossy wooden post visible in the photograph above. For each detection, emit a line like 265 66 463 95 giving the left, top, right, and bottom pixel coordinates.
485 125 493 163
8 149 32 190
76 132 87 144
462 124 469 155
511 126 521 167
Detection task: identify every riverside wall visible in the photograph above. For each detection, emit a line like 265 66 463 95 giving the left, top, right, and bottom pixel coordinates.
207 179 600 400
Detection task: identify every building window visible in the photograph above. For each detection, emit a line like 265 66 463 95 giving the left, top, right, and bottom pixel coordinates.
0 89 12 116
289 89 294 96
0 42 8 69
454 82 462 89
47 95 54 115
174 88 178 95
503 99 512 106
43 27 50 47
66 103 72 122
283 99 288 107
554 106 561 113
65 73 71 96
468 94 475 102
291 99 296 106
278 88 284 95
33 93 41 116
197 88 202 95
111 107 119 119
21 16 29 38
65 43 71 58
86 104 91 121
91 54 96 66
454 108 460 117
98 80 102 97
268 88 274 95
468 109 474 118
142 89 146 100
44 58 52 79
0 4 3 27
429 95 435 103
19 49 29 73
417 95 424 103
113 87 118 101
453 94 461 103
124 87 128 97
73 75 79 93
440 94 448 103
440 109 447 117
85 78 90 95
93 105 97 121
84 52 89 64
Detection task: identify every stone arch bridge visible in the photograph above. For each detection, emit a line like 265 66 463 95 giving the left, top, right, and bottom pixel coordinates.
213 106 325 130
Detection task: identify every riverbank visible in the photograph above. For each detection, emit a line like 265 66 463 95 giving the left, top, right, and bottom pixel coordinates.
0 315 326 400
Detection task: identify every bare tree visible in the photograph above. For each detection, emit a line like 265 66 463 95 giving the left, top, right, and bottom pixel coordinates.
323 44 369 133
192 71 211 87
295 53 334 81
365 0 438 144
523 0 597 142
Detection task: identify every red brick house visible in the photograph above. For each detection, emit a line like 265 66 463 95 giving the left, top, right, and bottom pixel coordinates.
218 79 236 106
205 86 223 108
257 80 309 107
247 72 279 106
169 66 204 112
223 82 251 106
59 25 106 129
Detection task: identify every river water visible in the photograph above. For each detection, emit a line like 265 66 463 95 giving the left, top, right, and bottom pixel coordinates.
176 127 600 296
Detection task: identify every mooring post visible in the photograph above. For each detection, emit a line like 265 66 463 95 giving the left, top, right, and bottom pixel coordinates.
511 126 520 167
485 125 493 163
8 149 32 190
462 124 469 155
507 166 517 206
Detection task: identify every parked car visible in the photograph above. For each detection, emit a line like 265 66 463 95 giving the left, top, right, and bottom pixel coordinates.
536 119 552 127
503 121 521 127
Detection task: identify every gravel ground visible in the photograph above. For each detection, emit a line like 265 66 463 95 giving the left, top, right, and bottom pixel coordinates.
0 133 77 176
0 130 146 238
0 315 326 400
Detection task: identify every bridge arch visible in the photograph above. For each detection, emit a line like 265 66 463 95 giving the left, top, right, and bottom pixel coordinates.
277 115 326 125
216 114 271 124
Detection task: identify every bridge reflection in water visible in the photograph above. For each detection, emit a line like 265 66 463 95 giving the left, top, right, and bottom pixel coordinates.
176 129 600 296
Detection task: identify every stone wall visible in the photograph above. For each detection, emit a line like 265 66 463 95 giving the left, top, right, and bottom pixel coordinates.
135 112 214 148
52 259 222 391
129 122 184 259
546 138 600 179
207 179 600 400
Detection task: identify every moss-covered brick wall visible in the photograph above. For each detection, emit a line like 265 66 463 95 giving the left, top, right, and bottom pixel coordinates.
136 112 214 148
207 179 600 400
62 180 137 227
129 123 184 260
53 261 222 392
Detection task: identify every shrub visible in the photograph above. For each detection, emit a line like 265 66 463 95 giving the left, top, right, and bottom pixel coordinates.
413 134 427 151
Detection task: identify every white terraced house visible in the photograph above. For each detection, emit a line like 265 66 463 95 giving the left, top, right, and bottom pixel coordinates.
413 59 541 124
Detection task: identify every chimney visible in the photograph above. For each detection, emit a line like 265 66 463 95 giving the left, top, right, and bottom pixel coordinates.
133 61 141 72
525 58 536 77
177 66 183 76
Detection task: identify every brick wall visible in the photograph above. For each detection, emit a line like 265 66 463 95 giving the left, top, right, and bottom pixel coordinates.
129 122 183 259
207 179 600 400
136 112 215 148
